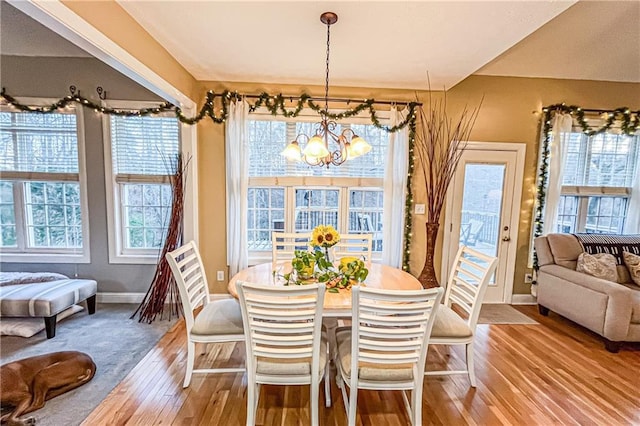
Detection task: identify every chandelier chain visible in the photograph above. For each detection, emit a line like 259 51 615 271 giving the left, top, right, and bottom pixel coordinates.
324 20 331 114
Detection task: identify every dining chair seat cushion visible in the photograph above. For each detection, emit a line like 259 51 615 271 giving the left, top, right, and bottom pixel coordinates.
335 327 413 382
431 305 473 338
256 336 328 376
190 298 244 336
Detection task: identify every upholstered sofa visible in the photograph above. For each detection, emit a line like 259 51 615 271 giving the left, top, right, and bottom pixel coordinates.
534 234 640 352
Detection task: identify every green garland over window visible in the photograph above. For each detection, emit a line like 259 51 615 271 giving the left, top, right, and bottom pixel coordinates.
1 87 419 272
533 103 640 268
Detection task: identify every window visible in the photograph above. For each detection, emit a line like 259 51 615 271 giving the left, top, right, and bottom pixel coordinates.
554 130 639 233
246 112 389 263
0 101 89 262
103 101 180 263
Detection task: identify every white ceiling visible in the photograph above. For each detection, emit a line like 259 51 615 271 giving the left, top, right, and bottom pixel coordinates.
116 1 576 90
3 1 639 89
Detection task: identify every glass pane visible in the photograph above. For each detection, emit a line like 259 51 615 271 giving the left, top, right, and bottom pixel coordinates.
246 187 285 251
0 181 17 246
122 183 171 249
459 164 506 284
584 196 627 234
294 189 339 232
348 190 384 252
24 182 83 248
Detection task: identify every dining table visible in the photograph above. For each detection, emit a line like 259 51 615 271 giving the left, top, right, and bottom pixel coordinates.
227 261 423 316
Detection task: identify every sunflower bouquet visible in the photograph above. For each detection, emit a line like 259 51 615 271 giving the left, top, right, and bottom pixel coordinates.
309 224 340 250
277 225 368 292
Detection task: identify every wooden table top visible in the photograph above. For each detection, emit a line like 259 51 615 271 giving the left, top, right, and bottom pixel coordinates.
228 262 422 315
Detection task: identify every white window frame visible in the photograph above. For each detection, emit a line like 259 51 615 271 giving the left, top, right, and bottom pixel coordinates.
555 130 638 234
0 97 91 263
247 109 389 265
102 100 179 264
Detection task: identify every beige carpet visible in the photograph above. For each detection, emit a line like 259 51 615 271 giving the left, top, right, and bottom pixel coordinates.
478 304 538 324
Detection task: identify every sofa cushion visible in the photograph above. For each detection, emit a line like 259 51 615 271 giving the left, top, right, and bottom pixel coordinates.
618 283 640 324
623 251 640 286
547 234 582 269
576 253 618 282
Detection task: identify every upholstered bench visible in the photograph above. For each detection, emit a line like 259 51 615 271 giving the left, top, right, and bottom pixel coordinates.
0 279 97 338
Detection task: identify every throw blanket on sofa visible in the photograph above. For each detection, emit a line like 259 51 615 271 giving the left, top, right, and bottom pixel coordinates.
573 234 640 265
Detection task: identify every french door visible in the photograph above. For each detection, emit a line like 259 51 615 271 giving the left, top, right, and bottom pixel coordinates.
442 143 525 303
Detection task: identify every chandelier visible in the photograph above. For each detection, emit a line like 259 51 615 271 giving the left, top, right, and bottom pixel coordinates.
281 12 371 167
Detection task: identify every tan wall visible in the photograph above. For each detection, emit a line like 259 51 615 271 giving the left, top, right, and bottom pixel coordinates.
196 76 639 295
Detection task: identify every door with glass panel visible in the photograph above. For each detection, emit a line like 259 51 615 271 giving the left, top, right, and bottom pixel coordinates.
443 150 520 303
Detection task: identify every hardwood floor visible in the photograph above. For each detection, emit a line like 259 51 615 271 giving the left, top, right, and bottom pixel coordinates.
83 306 640 425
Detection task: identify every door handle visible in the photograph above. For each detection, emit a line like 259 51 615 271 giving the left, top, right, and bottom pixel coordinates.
502 236 511 242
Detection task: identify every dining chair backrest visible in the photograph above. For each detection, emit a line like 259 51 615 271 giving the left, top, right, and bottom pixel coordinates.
165 241 210 334
351 285 443 383
272 232 311 263
236 280 326 372
444 245 499 330
334 233 373 261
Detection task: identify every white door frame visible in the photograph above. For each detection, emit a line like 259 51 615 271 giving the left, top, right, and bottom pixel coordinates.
6 0 199 244
441 142 526 303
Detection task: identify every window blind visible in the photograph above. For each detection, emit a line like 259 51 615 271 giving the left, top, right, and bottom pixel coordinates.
561 131 638 188
110 115 180 176
0 110 79 174
248 120 388 179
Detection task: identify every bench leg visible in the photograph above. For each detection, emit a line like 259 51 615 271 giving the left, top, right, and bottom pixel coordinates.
87 295 97 315
44 315 57 339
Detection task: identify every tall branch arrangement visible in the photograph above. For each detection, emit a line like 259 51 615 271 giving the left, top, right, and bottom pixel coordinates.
132 154 190 323
415 93 482 288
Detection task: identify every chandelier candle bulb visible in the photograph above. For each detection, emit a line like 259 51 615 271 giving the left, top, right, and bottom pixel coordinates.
281 12 372 168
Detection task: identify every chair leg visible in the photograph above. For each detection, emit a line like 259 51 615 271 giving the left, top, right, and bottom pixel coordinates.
311 378 319 426
412 386 423 426
247 383 259 426
466 342 477 388
324 366 331 408
347 385 358 426
184 341 195 388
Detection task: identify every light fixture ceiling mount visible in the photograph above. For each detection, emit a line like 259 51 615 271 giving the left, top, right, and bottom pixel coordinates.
281 11 371 168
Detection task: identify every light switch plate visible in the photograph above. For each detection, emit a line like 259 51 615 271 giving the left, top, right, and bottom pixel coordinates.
217 271 225 281
414 204 426 215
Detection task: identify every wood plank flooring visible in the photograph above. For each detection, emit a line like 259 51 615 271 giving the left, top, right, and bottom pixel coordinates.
83 306 640 425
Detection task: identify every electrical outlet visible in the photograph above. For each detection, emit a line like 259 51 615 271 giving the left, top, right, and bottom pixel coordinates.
524 273 533 283
217 271 225 281
414 204 426 215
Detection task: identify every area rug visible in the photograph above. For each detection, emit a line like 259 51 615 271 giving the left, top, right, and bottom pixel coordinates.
478 304 538 324
0 304 176 426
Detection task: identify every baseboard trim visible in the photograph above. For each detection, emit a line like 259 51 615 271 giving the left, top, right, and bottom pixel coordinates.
98 292 233 304
511 294 537 305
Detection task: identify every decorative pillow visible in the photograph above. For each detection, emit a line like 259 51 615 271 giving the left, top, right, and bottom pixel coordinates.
623 251 640 286
576 252 618 282
0 305 83 337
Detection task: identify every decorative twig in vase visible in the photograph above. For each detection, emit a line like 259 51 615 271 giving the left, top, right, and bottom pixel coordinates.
414 90 482 288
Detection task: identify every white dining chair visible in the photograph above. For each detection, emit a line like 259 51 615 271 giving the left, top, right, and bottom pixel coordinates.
271 231 311 263
424 245 498 387
334 286 444 426
333 233 373 261
235 280 330 426
165 241 245 388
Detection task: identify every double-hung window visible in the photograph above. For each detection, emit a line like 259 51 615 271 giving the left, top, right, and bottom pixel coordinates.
0 100 90 262
103 101 180 263
555 129 639 233
247 111 389 264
